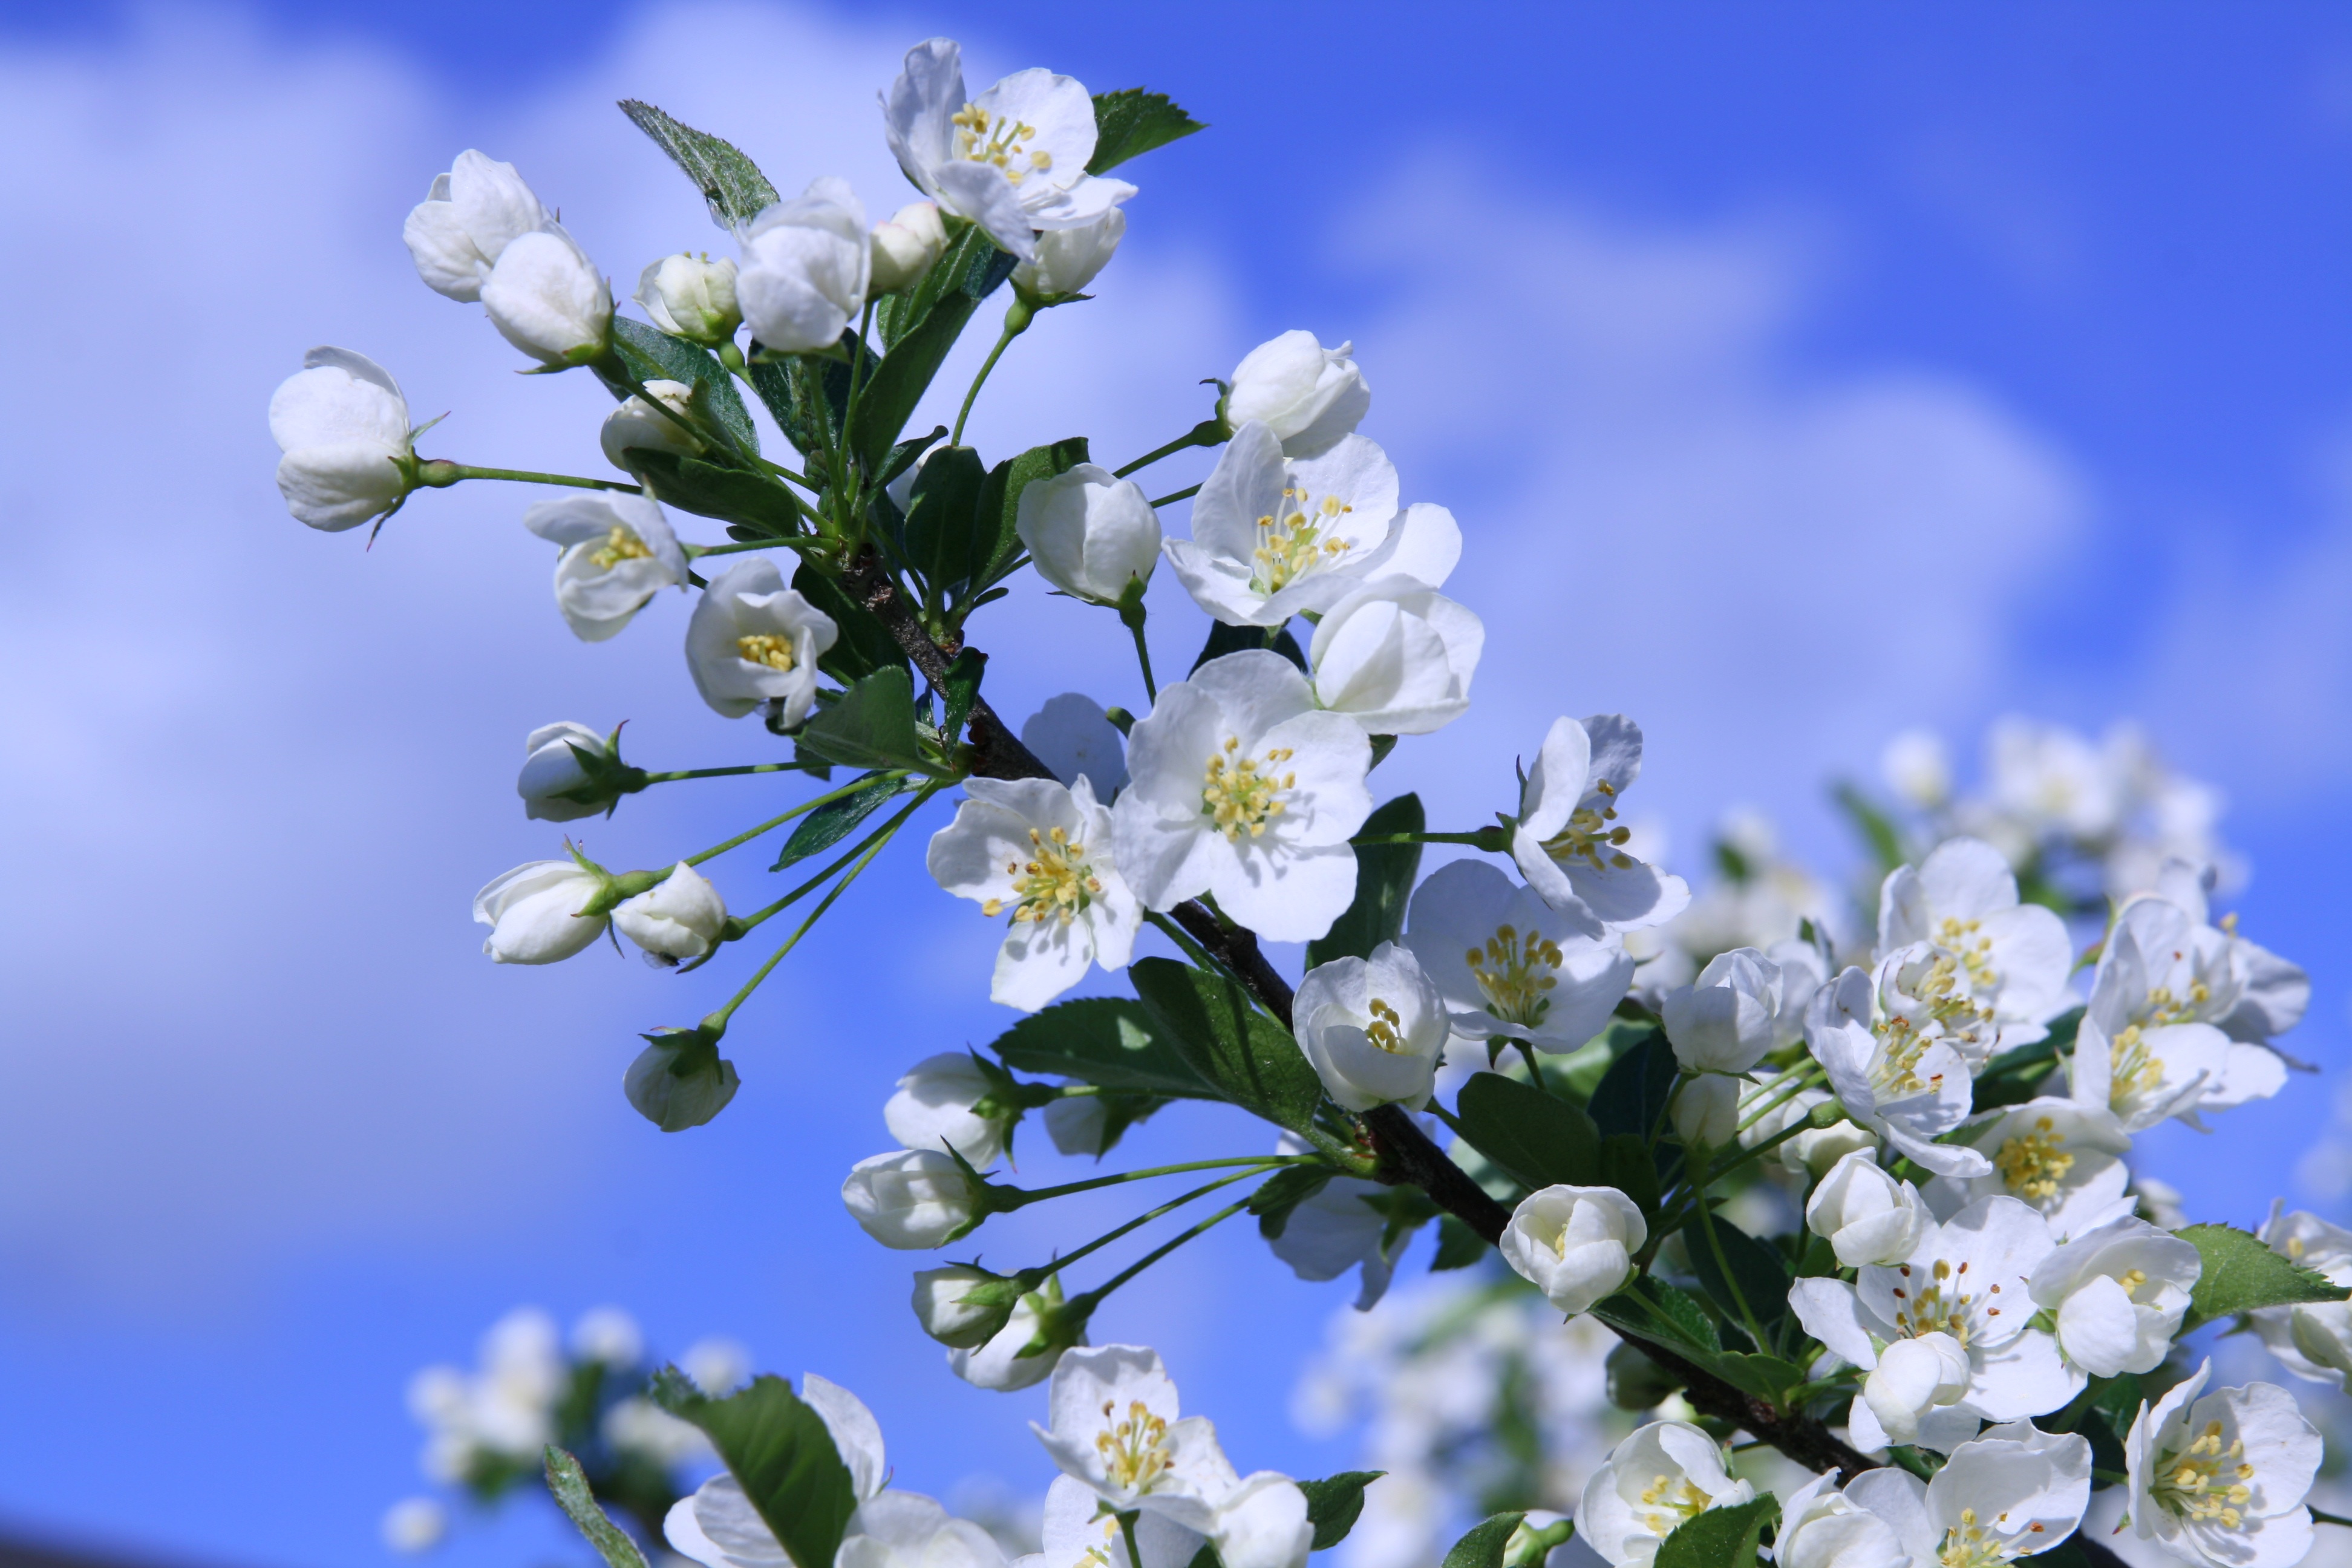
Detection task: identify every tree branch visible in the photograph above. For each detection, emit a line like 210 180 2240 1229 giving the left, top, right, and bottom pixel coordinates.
841 549 1056 785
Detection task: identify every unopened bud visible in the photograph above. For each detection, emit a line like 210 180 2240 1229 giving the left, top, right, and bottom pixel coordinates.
910 1264 1023 1348
601 379 704 472
625 1028 740 1132
869 201 947 295
634 253 741 345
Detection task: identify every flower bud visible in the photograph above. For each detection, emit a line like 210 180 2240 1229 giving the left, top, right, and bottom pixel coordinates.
947 1279 1082 1391
1307 577 1483 736
739 178 869 353
517 722 625 822
482 227 612 367
1213 1473 1313 1568
624 1028 741 1131
841 1149 978 1249
1858 1330 1968 1444
910 1264 1022 1349
1224 330 1369 457
885 1053 1013 1168
1662 947 1795 1074
1773 1476 1904 1568
869 201 947 294
1500 1184 1647 1316
1805 1149 1929 1267
1013 208 1125 298
601 379 705 473
404 151 551 302
1604 1341 1684 1411
612 862 728 961
1293 943 1449 1112
1014 463 1162 607
634 253 741 344
269 348 416 532
1743 1080 1877 1177
472 857 609 964
1670 1073 1742 1151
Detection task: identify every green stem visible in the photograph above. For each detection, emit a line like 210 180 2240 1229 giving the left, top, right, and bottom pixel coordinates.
678 771 909 869
1735 1062 1826 1134
2310 1508 2352 1529
1148 483 1201 509
421 462 639 493
1026 1168 1266 1280
700 794 902 1034
1692 1189 1771 1350
1126 615 1158 705
727 787 930 936
952 304 1031 448
686 538 828 561
1112 421 1222 480
1350 829 1511 850
1071 1198 1252 1304
635 762 806 785
1119 1514 1145 1568
1007 1157 1309 1209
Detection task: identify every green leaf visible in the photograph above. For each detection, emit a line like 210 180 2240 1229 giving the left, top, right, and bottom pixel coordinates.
619 100 782 230
1655 1497 1778 1568
1087 88 1207 174
606 316 759 452
1440 1512 1528 1568
875 221 1019 351
1593 1276 1722 1357
939 648 986 746
772 771 909 871
1588 1025 1675 1140
877 425 947 492
2181 1223 2350 1324
901 445 990 601
1453 1072 1603 1190
1599 1133 1661 1215
750 344 855 469
650 1370 857 1568
1251 1165 1338 1240
1192 618 1308 675
1299 1471 1385 1551
1710 1352 1807 1408
792 563 907 685
990 998 1216 1097
1432 1215 1489 1271
797 667 929 771
1308 793 1423 969
631 451 802 534
1128 957 1322 1132
973 438 1091 599
543 1446 651 1568
1687 1209 1793 1349
854 229 1019 475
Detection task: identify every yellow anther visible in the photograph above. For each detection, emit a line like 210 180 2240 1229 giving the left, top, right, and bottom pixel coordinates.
1365 997 1410 1054
1248 485 1356 593
736 633 797 671
1994 1117 2076 1203
1202 741 1290 842
1468 924 1565 1031
588 524 654 570
1001 823 1096 927
1093 1400 1175 1494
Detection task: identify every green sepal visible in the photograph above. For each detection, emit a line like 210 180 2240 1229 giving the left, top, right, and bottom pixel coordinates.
1128 957 1322 1134
1307 793 1423 969
648 1370 857 1568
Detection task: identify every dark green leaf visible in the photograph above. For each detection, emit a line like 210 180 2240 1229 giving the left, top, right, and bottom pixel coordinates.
1454 1072 1603 1190
1432 1216 1489 1271
1655 1497 1778 1568
990 998 1215 1097
1250 1165 1337 1240
1593 1276 1722 1356
875 222 1019 351
1687 1209 1792 1348
543 1446 651 1568
902 446 990 600
1440 1512 1527 1568
973 438 1091 599
1599 1133 1661 1215
773 771 908 871
940 648 986 746
619 100 781 230
853 230 1018 475
1087 88 1207 174
1299 1471 1385 1551
1307 793 1423 969
1710 1352 1807 1407
631 451 802 534
1192 618 1308 675
650 1370 857 1568
606 316 759 452
792 563 907 685
797 667 929 772
1129 957 1322 1132
878 426 947 492
750 342 856 468
2181 1223 2350 1324
1588 1025 1676 1140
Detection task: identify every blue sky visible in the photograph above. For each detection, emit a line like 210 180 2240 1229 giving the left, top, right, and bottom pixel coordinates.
1 3 2349 1565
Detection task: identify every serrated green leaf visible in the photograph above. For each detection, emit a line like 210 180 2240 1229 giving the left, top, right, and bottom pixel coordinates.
1453 1072 1602 1190
619 100 780 230
1192 618 1308 675
1687 1207 1792 1350
605 316 759 452
771 771 908 872
543 1446 651 1568
1655 1497 1777 1568
1593 1276 1722 1356
1129 957 1322 1132
1307 793 1422 969
1709 1352 1807 1407
1087 88 1207 174
797 667 928 772
1299 1471 1385 1551
990 998 1215 1097
630 450 802 534
1250 1165 1337 1240
1432 1215 1489 1271
2181 1223 2350 1323
791 563 907 686
650 1370 857 1568
1440 1512 1527 1568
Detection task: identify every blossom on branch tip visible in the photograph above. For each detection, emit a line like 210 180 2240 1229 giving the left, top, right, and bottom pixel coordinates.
1014 207 1125 298
841 1149 979 1249
685 556 839 723
1843 1420 2091 1567
600 378 704 472
269 348 416 531
482 227 612 367
739 178 871 354
523 492 687 642
1305 577 1483 736
472 857 608 965
1500 1184 1644 1316
928 776 1141 1011
1033 1346 1237 1529
1225 331 1370 459
1575 1420 1753 1566
870 201 948 294
2125 1362 2319 1568
883 39 1134 263
1293 942 1448 1112
1878 836 2076 1065
517 722 619 822
2027 1215 2200 1378
1403 859 1633 1053
403 150 551 302
635 252 740 344
612 861 727 962
1016 463 1162 606
886 1053 1014 1167
1511 715 1690 932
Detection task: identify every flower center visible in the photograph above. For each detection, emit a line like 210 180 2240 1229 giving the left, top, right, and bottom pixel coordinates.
2143 982 2211 1025
1467 923 1563 1029
1635 1474 1713 1538
1093 1399 1174 1494
588 524 653 570
1201 736 1294 841
1994 1117 2075 1202
1889 1257 1976 1346
1250 486 1354 593
1868 1016 1944 1100
736 633 797 672
1932 916 2001 989
951 104 1050 186
1909 949 1999 1044
1938 1507 2043 1568
2153 1420 2255 1529
1538 779 1635 871
2109 1023 2169 1102
1364 998 1410 1054
981 826 1102 926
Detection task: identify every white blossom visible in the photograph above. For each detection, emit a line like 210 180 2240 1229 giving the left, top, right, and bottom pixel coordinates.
1511 715 1691 932
739 178 871 353
1574 1420 1754 1567
1807 1149 1930 1268
1670 1071 1742 1149
1925 1099 2137 1242
1264 1170 1400 1312
482 226 612 367
1211 1473 1312 1568
2125 1361 2319 1568
1014 207 1125 297
1843 1420 2090 1568
1403 858 1633 1053
929 777 1142 1011
570 1305 642 1366
871 201 949 294
613 862 728 961
886 1053 1011 1168
269 348 414 531
1500 1185 1645 1316
1293 943 1448 1112
1661 946 1806 1074
403 151 550 302
883 39 1134 263
837 1491 1008 1568
1017 463 1161 606
806 1371 889 1499
2025 1215 2200 1378
1881 728 1953 810
600 378 704 472
523 493 688 643
2252 1205 2352 1387
1305 577 1483 736
473 857 608 965
603 1396 708 1466
1226 332 1370 458
912 1265 1010 1349
1860 1330 1971 1446
1774 1477 1907 1568
682 1338 751 1395
1109 651 1371 943
841 1150 975 1250
685 556 840 724
381 1498 447 1554
635 252 740 344
665 1475 787 1568
949 1286 1073 1392
1878 837 2075 1059
1032 1345 1236 1529
517 722 615 822
1022 694 1129 798
1029 1473 1203 1568
1806 961 1991 1178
